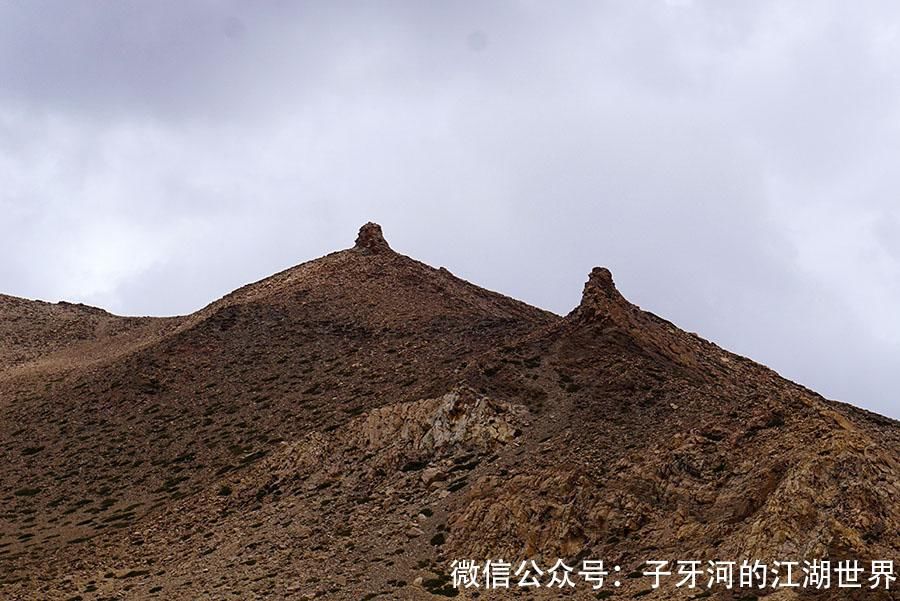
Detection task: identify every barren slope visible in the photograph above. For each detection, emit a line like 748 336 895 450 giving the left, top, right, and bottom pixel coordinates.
0 224 556 598
0 294 179 376
1 224 898 600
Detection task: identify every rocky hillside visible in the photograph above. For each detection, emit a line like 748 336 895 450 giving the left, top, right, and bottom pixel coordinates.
1 223 898 600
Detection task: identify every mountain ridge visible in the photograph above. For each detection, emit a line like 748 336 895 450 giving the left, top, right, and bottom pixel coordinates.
1 223 898 600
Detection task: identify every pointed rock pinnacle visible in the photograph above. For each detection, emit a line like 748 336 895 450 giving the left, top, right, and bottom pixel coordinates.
354 222 392 254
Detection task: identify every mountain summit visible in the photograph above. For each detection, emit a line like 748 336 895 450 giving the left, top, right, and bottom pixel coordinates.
1 223 898 600
353 221 392 253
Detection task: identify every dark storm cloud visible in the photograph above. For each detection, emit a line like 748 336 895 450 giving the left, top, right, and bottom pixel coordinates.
1 0 900 416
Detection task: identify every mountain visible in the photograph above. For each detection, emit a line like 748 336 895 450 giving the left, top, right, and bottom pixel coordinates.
1 223 898 600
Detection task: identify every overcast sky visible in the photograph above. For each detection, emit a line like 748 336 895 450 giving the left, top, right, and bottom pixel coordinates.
1 1 899 417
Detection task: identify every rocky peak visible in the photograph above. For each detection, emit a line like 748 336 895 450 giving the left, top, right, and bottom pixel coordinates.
354 222 392 254
570 266 705 372
584 267 618 299
571 266 630 323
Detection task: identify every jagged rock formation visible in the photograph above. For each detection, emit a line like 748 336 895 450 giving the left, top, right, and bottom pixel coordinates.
354 221 392 254
0 223 898 600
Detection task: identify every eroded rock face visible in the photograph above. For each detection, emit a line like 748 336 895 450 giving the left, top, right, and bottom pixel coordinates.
259 385 528 485
445 400 900 582
360 386 526 453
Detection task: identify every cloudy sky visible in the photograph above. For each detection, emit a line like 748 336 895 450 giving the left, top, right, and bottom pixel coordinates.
2 1 899 417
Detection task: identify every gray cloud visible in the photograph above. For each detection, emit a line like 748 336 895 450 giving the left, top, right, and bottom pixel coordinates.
2 0 900 416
